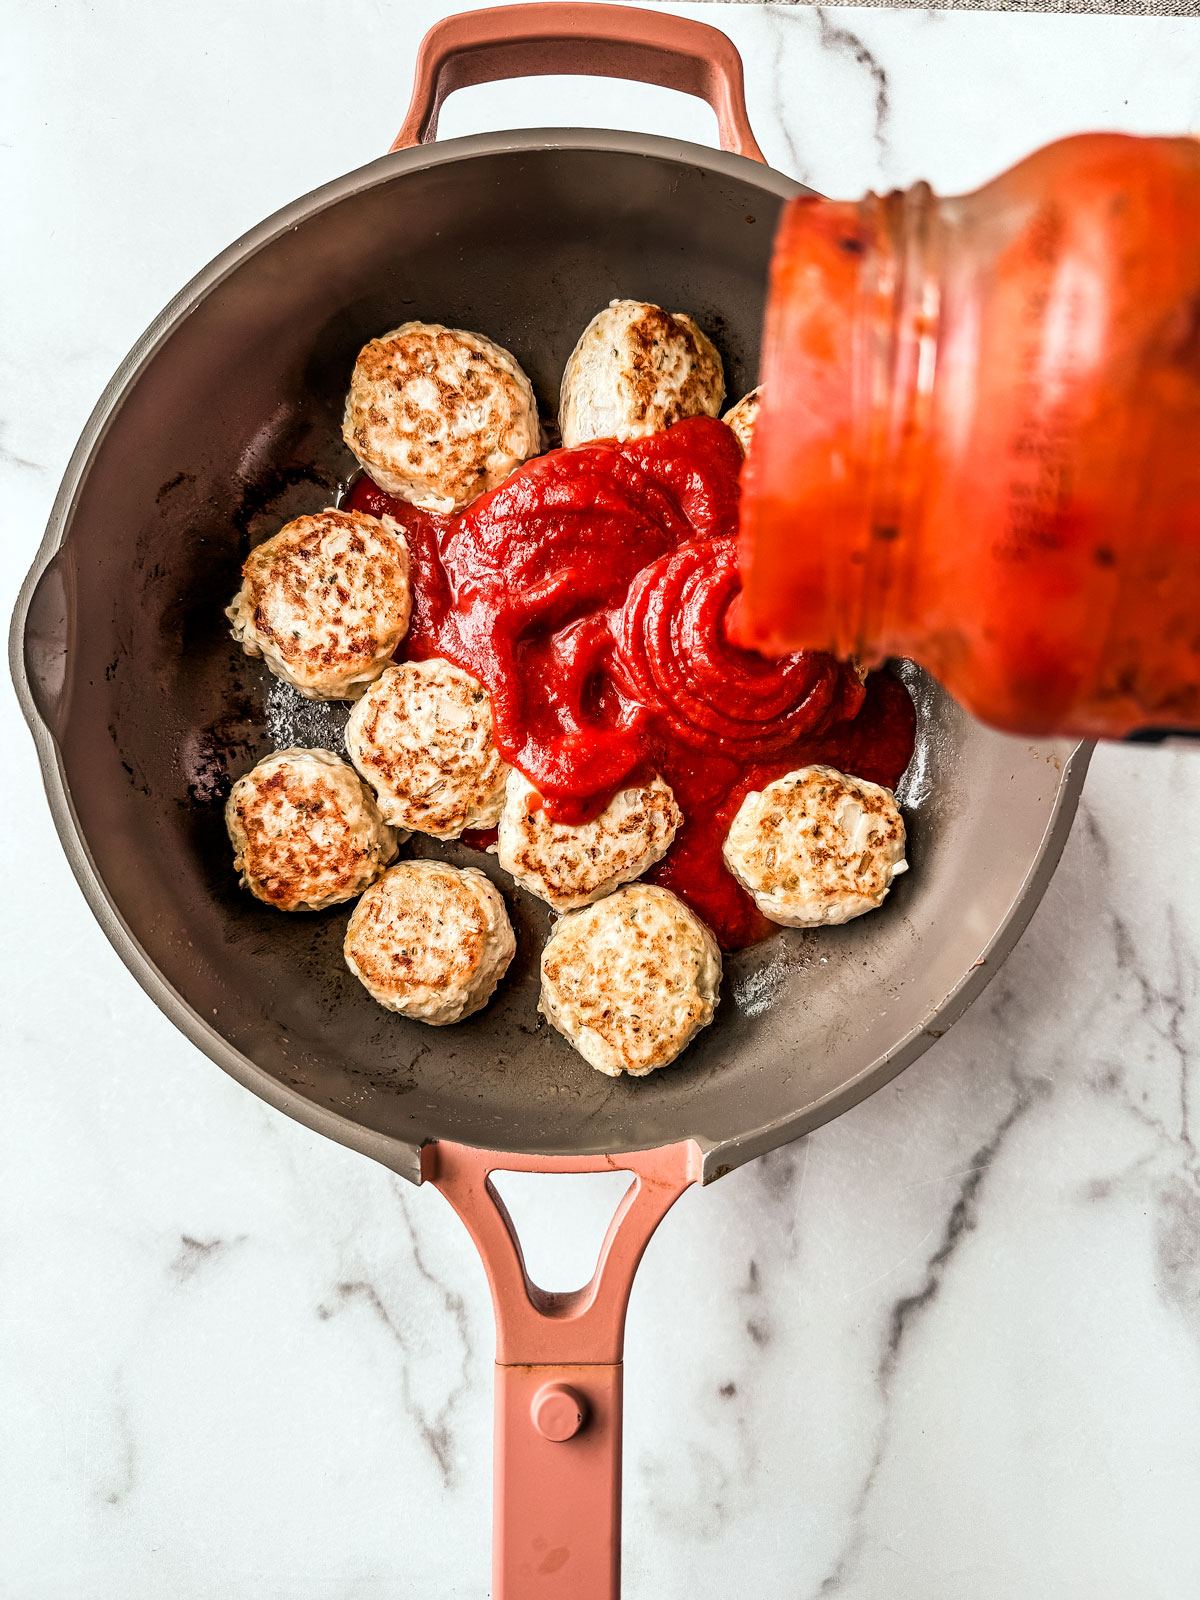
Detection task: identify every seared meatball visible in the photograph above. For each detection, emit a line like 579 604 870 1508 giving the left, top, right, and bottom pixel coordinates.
344 860 516 1024
539 884 721 1076
558 299 725 448
346 659 509 839
342 321 540 512
723 764 907 927
227 509 411 701
225 748 399 912
496 771 681 912
723 386 761 456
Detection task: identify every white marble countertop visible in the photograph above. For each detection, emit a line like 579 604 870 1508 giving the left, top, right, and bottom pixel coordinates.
6 3 1200 1595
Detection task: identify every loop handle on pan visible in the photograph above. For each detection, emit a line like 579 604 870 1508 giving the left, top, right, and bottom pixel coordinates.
389 1 767 162
422 1139 702 1599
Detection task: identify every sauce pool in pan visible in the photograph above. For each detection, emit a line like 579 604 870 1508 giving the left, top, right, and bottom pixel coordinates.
345 416 916 950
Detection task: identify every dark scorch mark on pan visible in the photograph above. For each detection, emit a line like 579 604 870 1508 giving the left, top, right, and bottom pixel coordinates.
155 468 195 504
182 690 263 804
231 461 336 552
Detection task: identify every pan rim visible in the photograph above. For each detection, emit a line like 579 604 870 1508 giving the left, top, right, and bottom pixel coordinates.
9 128 1090 1184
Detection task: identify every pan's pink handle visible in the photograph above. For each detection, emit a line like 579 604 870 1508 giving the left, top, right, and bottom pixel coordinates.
422 1139 703 1599
390 2 766 162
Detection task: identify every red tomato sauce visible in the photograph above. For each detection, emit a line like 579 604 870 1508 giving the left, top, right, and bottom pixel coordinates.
345 416 916 949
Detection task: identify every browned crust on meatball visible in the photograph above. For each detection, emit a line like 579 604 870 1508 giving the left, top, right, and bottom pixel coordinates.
343 861 516 1022
539 885 721 1075
233 509 411 697
226 751 395 912
345 661 508 838
723 387 761 455
498 773 681 911
346 870 488 996
623 306 724 429
342 324 538 510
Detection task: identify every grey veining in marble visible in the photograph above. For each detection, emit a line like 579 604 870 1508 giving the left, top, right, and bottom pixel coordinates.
5 3 1200 1597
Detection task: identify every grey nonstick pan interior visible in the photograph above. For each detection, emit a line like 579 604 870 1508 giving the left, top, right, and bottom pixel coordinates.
11 128 1089 1185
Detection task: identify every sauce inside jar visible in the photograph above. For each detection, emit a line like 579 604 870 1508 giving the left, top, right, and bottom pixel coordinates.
347 416 916 949
737 134 1200 741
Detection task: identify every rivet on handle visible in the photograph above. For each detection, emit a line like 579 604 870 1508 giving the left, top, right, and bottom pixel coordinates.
532 1381 589 1441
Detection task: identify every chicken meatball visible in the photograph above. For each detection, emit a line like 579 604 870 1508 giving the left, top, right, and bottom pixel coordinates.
723 386 761 455
225 748 399 912
345 658 510 839
558 299 725 448
723 764 908 928
344 860 516 1025
227 509 412 701
539 884 721 1076
497 771 681 912
342 321 540 512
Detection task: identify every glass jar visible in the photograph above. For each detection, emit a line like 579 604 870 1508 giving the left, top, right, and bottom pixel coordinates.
734 133 1200 740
